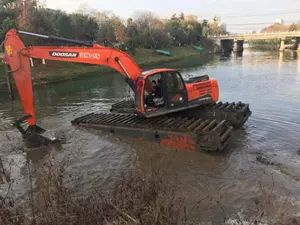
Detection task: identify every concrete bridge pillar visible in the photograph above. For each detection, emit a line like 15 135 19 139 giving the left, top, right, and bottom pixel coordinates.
233 40 244 53
279 38 285 52
220 39 233 52
297 37 300 52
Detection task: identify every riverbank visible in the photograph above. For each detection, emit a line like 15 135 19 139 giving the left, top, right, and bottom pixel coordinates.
1 45 300 225
0 41 219 90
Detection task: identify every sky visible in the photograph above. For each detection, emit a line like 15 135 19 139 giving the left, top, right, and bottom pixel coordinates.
43 0 300 33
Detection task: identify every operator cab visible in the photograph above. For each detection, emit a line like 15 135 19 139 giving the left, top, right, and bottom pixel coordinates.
134 69 189 117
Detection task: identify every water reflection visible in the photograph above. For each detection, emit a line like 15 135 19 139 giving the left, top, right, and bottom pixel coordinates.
298 53 300 74
278 51 283 73
233 51 243 58
1 48 300 222
290 51 298 59
220 51 232 58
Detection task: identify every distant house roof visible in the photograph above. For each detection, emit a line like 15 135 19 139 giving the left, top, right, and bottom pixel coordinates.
261 24 290 32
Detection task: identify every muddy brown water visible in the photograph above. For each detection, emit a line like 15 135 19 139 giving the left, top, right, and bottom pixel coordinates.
1 49 300 224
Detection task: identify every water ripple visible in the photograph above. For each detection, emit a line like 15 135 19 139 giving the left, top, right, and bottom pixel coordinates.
1 50 300 220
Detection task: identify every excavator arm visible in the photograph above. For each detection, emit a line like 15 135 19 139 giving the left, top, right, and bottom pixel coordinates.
2 28 142 147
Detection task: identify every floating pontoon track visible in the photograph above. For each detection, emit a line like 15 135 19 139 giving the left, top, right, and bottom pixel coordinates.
71 112 233 152
110 99 252 127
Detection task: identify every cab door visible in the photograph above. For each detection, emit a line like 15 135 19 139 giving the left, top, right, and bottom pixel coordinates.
162 71 188 108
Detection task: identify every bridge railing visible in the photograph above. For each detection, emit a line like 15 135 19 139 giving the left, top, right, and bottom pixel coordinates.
210 30 300 38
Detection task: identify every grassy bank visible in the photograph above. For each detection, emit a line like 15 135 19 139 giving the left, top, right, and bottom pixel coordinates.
0 41 219 90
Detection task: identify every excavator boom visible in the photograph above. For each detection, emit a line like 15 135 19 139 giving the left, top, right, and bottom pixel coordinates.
26 46 142 86
3 29 142 126
2 28 144 147
2 28 252 151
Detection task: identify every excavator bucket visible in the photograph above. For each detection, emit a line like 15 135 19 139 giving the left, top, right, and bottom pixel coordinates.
3 64 57 148
2 29 61 148
14 115 59 148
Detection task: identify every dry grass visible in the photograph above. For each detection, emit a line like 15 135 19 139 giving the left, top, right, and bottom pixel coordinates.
0 155 198 225
1 152 299 225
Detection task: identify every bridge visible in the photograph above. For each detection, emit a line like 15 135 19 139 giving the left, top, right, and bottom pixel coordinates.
209 31 300 53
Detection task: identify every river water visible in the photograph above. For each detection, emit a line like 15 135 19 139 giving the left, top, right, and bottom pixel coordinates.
1 49 300 224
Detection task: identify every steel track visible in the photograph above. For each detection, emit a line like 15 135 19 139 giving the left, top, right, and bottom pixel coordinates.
110 99 252 127
71 112 233 152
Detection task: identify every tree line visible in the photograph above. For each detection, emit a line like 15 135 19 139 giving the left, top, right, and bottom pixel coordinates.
288 23 300 31
0 0 227 51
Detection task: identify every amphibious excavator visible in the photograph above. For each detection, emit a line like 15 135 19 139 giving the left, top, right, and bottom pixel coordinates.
2 28 251 152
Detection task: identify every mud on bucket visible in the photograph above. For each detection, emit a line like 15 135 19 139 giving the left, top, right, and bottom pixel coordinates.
14 115 60 148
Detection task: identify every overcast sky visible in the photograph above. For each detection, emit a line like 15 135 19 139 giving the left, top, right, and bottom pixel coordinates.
44 0 300 33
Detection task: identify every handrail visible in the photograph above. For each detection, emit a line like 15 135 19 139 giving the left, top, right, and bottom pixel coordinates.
209 31 300 39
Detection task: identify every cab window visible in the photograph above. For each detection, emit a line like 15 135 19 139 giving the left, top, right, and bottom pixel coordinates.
175 72 184 90
143 73 164 109
164 71 184 91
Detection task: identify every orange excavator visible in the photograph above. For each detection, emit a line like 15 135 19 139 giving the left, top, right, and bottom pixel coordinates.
2 28 251 152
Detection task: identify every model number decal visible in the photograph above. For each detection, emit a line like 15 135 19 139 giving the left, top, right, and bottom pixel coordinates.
161 134 196 151
79 52 100 59
49 51 79 58
198 97 211 102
